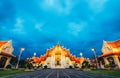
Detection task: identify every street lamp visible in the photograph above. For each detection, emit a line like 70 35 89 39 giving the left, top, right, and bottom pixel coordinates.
80 52 83 57
27 58 29 60
33 52 36 57
91 48 99 69
16 48 25 69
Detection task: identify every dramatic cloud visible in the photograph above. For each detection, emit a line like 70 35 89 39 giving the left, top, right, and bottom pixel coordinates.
40 0 73 14
0 0 120 59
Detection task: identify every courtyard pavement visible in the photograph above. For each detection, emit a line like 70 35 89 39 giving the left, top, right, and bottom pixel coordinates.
2 69 118 78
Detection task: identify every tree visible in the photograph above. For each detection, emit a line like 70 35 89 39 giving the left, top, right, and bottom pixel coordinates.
82 61 90 69
10 56 18 65
6 64 12 69
26 62 34 69
19 59 26 68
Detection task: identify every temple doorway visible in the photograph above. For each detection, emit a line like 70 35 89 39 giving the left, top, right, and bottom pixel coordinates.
0 57 7 68
55 55 61 68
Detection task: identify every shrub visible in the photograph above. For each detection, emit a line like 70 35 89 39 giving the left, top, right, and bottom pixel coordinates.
26 63 34 69
82 61 90 69
6 64 12 69
105 64 110 68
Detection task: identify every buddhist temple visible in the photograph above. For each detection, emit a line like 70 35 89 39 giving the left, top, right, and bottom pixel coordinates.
0 40 14 68
30 43 85 69
101 40 120 69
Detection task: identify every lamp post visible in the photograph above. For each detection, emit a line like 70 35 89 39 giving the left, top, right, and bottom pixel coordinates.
33 52 36 57
79 52 83 68
91 48 99 69
16 48 25 69
27 58 29 60
80 52 83 57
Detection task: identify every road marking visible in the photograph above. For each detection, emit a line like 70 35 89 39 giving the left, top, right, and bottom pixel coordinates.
63 71 80 78
70 69 94 78
78 73 94 78
62 70 71 78
45 70 55 78
34 69 50 78
57 69 59 78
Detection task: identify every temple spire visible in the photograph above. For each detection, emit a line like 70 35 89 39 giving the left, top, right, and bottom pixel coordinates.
57 41 60 44
56 41 61 47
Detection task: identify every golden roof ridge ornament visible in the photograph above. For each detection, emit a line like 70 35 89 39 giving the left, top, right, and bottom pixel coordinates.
56 41 61 47
57 41 60 44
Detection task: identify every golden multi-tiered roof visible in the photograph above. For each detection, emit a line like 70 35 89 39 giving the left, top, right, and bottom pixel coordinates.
32 43 84 64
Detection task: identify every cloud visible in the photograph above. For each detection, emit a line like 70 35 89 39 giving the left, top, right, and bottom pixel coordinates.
87 0 108 13
40 0 73 14
35 23 44 32
0 0 120 59
12 18 26 34
67 21 87 36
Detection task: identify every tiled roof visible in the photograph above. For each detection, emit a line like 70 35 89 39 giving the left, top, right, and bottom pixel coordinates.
0 41 7 48
0 51 14 57
101 52 120 57
0 41 14 57
107 40 120 48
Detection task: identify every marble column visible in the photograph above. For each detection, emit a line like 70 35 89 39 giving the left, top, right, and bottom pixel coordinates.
113 55 120 69
64 57 66 68
4 57 11 68
53 55 55 68
51 56 55 68
61 54 62 68
0 55 2 60
50 57 52 68
104 57 109 65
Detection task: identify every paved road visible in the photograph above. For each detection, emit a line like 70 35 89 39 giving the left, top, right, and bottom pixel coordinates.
2 69 117 78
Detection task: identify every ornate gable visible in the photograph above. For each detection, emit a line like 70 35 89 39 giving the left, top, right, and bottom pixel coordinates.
102 40 112 54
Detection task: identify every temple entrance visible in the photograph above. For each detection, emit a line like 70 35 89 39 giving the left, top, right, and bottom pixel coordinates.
0 57 7 68
57 61 60 65
55 55 61 68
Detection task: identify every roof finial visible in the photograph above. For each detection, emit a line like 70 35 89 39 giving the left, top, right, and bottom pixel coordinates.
57 41 60 44
103 40 107 43
56 41 60 47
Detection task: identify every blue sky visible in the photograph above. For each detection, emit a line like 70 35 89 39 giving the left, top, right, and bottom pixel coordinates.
0 0 120 59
